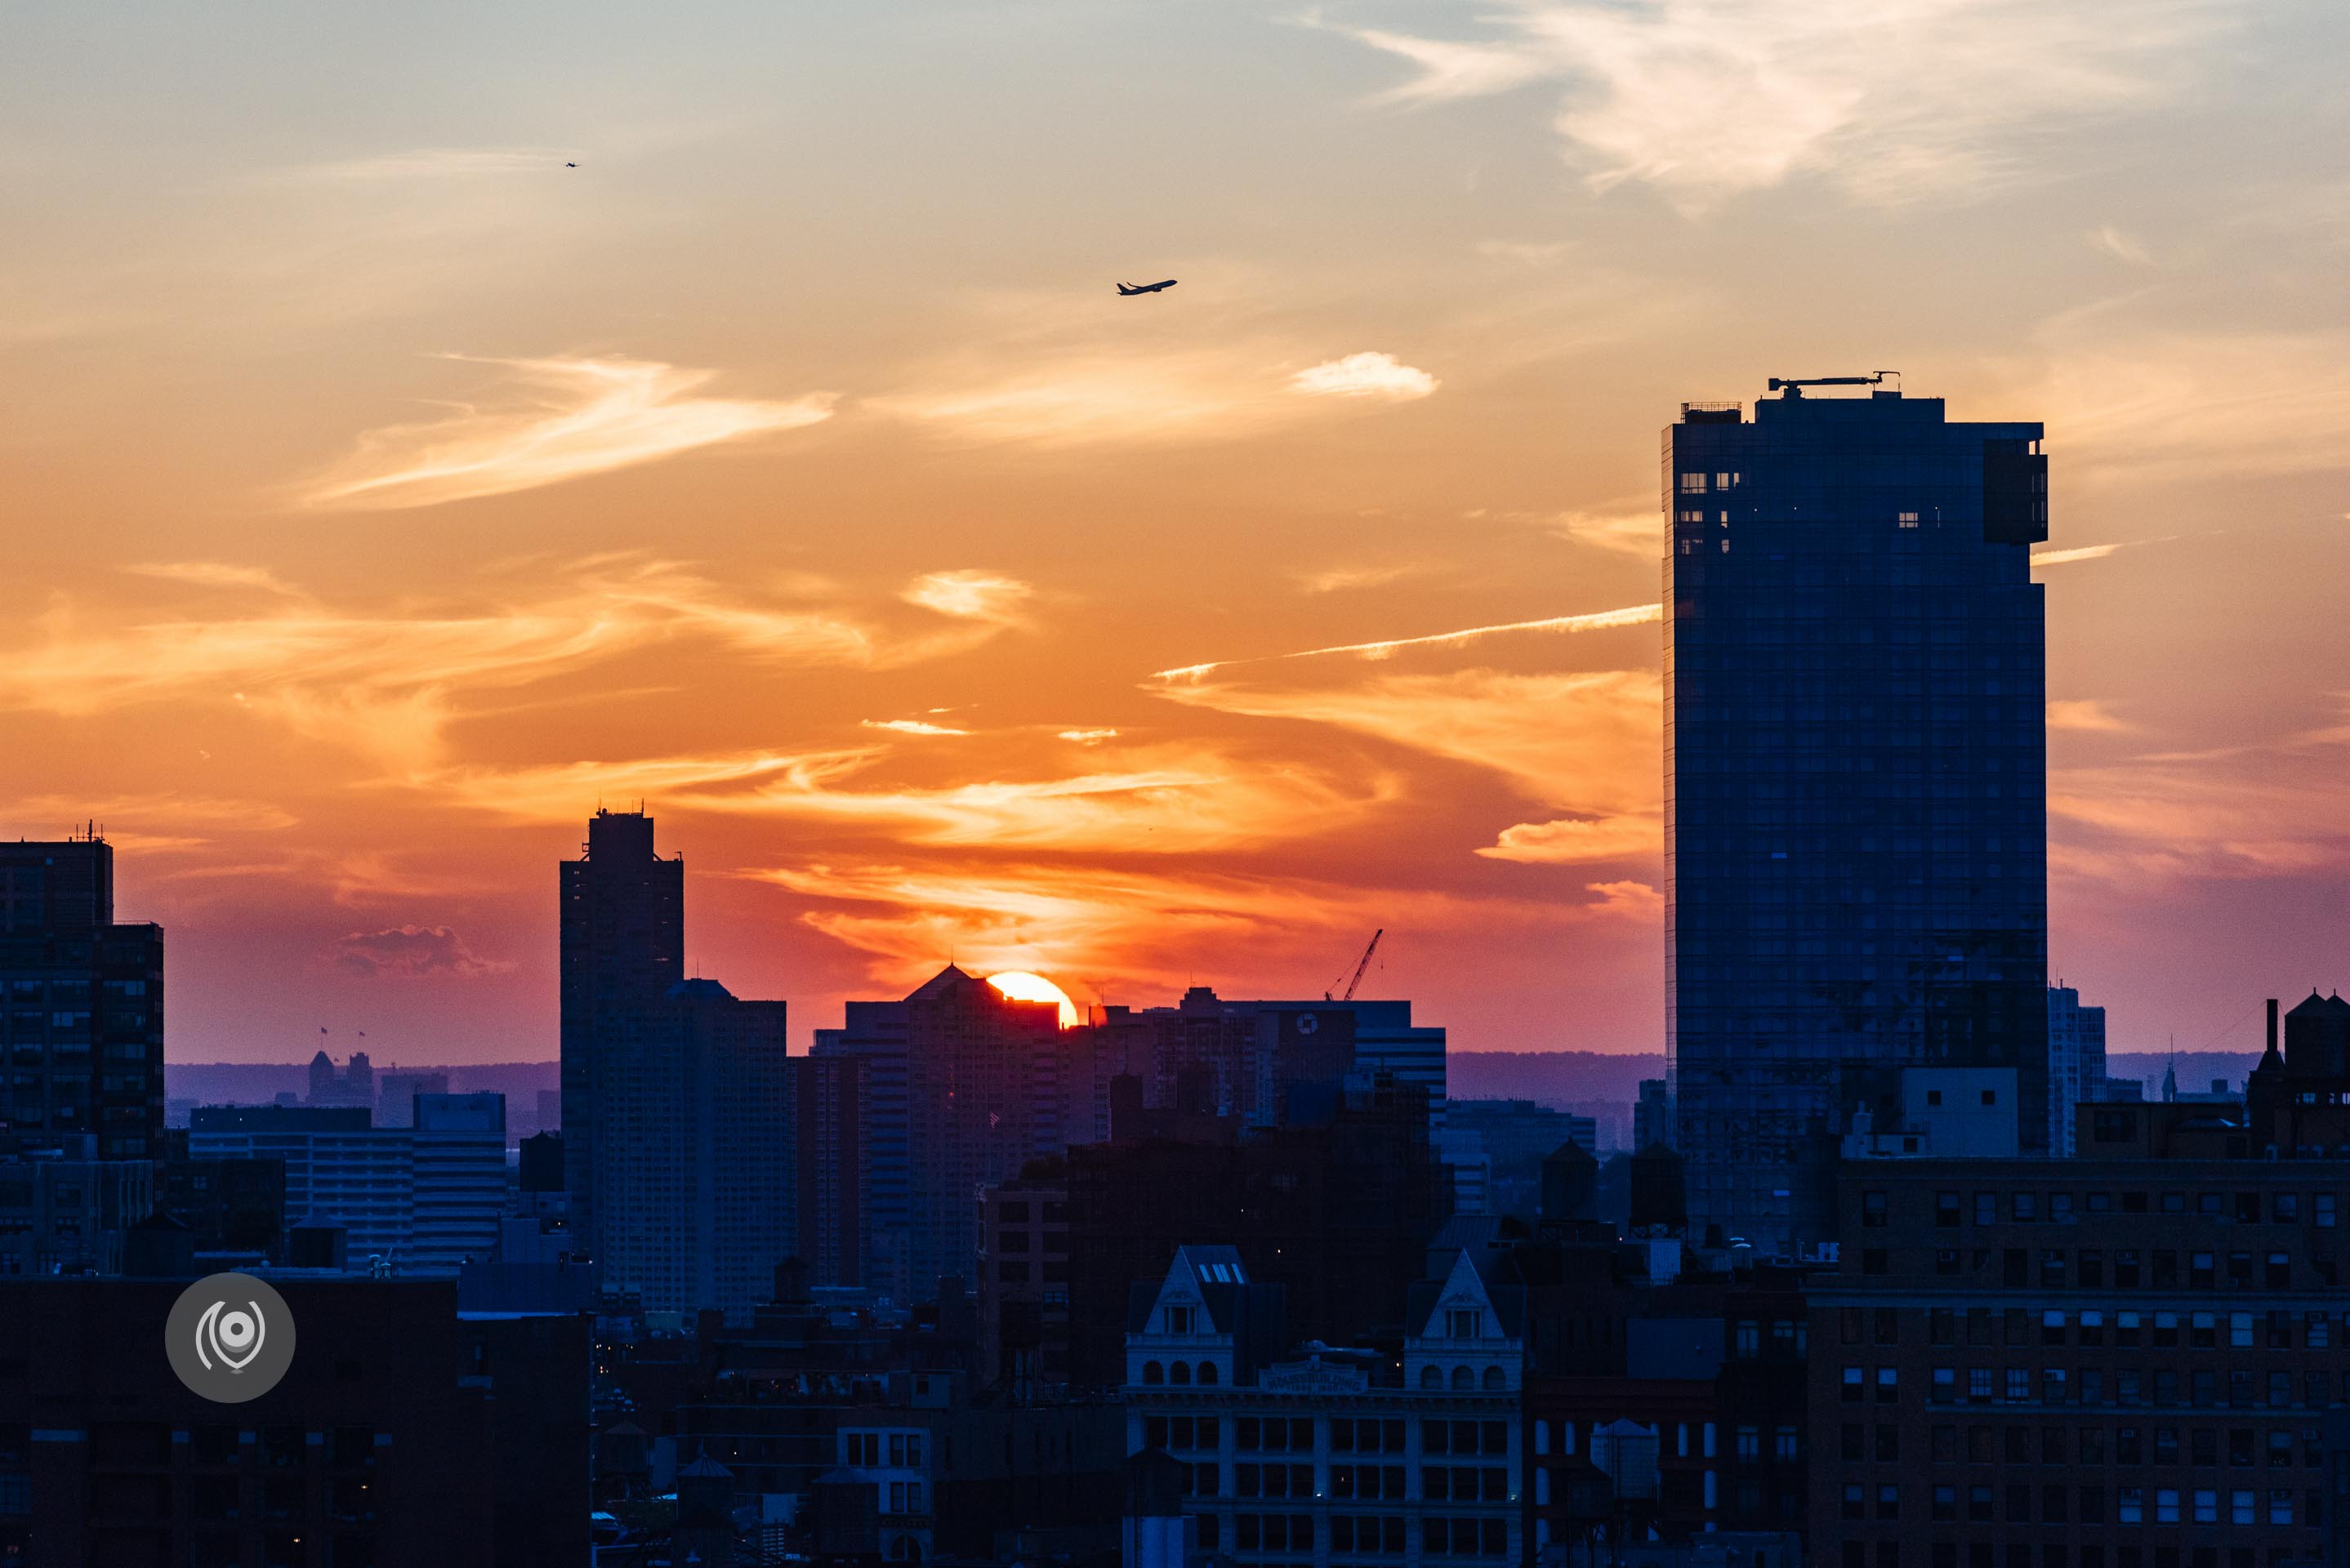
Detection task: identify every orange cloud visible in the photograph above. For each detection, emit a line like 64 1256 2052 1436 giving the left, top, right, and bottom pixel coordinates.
422 742 1401 854
300 355 836 510
0 559 1027 771
751 857 1647 999
1153 666 1661 817
1478 814 1660 863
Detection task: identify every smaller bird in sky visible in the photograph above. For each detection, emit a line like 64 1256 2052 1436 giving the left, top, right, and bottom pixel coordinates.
565 161 577 168
1117 278 1177 296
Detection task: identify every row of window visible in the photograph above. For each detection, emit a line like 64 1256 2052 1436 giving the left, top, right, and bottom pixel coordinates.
1143 1417 1510 1463
1839 1542 2307 1568
1845 1364 2347 1410
1898 1188 2338 1227
1884 1247 2321 1289
1890 1485 2312 1527
1208 1515 1512 1560
1846 1307 2350 1348
1841 1421 2312 1468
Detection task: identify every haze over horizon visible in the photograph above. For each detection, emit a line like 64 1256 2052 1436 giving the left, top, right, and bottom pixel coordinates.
7 1 2348 1064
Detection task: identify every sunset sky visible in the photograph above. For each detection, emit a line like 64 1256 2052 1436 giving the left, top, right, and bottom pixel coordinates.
7 0 2348 1065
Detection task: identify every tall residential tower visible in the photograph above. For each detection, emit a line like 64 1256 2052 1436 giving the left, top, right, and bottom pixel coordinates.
1665 380 2050 1254
558 808 683 1258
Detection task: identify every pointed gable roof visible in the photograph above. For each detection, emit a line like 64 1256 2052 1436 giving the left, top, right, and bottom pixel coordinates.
905 963 975 1002
1128 1244 1251 1334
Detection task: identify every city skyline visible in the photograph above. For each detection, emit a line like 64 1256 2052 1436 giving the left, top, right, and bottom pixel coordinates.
8 2 2350 1065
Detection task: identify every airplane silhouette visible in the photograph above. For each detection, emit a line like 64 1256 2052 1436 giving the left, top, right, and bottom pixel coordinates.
1117 279 1177 296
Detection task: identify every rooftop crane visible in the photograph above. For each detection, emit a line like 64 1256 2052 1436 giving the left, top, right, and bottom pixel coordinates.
1766 371 1899 399
1326 929 1384 1002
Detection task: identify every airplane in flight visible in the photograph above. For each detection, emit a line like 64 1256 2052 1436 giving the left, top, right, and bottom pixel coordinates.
1117 278 1178 296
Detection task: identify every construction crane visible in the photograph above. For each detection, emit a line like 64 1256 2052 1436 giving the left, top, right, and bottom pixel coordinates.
1766 371 1898 399
1326 929 1384 1002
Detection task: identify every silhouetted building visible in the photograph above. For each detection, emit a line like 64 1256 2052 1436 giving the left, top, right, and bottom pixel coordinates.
1064 1076 1455 1388
1637 1079 1677 1152
1444 1100 1594 1222
979 1159 1070 1393
2246 991 2350 1155
0 1277 589 1567
0 834 164 1160
2049 986 2109 1156
597 978 792 1316
375 1069 449 1127
813 994 914 1299
1527 1258 1814 1551
559 808 683 1262
1666 383 2052 1256
1082 988 1446 1134
143 1131 286 1269
307 1048 373 1108
0 1142 150 1276
792 1050 867 1289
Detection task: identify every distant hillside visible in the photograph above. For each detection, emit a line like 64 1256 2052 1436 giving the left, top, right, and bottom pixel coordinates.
1449 1049 2262 1112
1449 1051 1664 1107
2107 1051 2258 1098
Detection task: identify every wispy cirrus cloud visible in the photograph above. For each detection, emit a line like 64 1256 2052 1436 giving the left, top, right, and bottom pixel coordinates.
900 569 1034 624
2049 699 2132 733
1288 352 1438 400
1478 813 1660 863
300 355 836 510
752 856 1652 1000
0 559 1029 771
1322 0 2229 210
2086 224 2156 267
863 719 969 737
1558 509 1661 558
2026 328 2350 478
419 741 1399 855
126 562 305 595
2033 543 2129 568
275 147 578 184
1295 563 1424 595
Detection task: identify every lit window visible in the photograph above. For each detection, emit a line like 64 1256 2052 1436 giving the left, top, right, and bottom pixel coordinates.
1679 473 1708 494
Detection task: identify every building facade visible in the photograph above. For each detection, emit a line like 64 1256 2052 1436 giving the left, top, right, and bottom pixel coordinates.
0 835 164 1161
596 978 792 1316
558 808 684 1260
185 1097 505 1275
1808 1127 2341 1568
1123 1244 1524 1566
1666 383 2052 1256
978 1161 1072 1393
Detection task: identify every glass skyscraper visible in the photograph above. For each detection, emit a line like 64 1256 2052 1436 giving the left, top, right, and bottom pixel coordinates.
1665 383 2050 1255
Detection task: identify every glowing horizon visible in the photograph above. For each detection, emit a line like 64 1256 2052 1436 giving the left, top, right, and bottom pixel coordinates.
7 1 2350 1064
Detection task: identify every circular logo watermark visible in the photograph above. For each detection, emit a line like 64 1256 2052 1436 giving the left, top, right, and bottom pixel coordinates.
165 1273 297 1403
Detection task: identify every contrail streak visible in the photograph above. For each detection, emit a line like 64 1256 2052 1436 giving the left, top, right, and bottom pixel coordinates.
1149 602 1661 681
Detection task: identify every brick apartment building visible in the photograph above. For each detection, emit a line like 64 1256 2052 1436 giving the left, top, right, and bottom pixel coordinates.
1810 1102 2346 1568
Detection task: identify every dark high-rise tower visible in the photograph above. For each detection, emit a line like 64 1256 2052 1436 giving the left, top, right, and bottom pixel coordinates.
0 834 164 1160
1665 381 2049 1255
558 808 683 1254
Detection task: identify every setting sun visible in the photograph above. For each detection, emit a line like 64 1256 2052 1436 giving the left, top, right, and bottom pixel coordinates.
986 970 1079 1028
